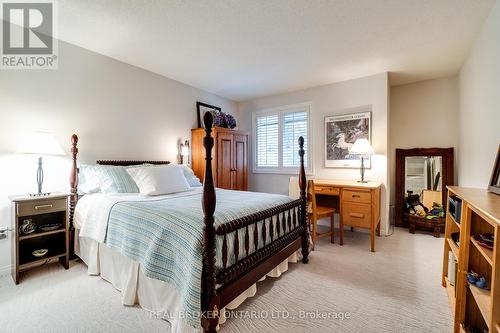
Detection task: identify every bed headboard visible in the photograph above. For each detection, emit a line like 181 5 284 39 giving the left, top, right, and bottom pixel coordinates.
96 160 170 166
68 134 171 231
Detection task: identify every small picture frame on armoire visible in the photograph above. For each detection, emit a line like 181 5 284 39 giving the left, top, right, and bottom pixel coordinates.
488 144 500 195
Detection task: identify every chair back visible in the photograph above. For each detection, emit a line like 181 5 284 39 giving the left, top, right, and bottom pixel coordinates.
422 189 442 209
307 179 317 215
288 176 300 199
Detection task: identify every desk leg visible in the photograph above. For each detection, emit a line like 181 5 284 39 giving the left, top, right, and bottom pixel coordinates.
339 215 344 245
376 221 381 237
370 224 375 252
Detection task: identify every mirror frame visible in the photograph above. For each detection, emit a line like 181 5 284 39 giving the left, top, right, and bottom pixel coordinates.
488 144 500 195
395 147 454 228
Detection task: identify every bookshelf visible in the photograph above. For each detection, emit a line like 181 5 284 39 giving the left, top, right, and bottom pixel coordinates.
442 187 500 333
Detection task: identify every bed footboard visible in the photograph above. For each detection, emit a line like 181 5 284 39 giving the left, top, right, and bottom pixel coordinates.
200 113 308 332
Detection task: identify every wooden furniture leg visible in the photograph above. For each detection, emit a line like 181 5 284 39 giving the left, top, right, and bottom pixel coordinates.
376 221 381 237
311 216 317 250
339 216 344 245
370 224 375 252
433 225 440 238
350 226 354 232
409 219 416 234
330 215 335 244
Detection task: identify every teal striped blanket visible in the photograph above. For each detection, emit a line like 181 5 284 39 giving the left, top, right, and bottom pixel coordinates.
104 189 294 330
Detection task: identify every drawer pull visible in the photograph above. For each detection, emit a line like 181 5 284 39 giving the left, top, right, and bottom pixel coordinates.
351 195 361 198
315 188 323 191
34 204 53 210
349 212 364 218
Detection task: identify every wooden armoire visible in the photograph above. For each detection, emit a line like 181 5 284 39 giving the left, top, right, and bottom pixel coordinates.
191 127 248 191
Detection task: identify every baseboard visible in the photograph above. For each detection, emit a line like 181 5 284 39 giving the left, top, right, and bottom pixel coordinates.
0 264 12 277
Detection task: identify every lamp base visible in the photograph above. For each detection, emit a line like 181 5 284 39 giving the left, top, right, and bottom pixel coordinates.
29 192 52 197
357 180 369 183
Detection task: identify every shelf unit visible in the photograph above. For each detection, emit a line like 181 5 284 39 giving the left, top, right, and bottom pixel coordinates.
470 237 494 266
448 238 460 259
442 187 500 333
19 228 65 241
9 193 69 284
442 198 461 312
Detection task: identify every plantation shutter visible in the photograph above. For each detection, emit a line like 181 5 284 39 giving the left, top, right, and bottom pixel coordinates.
282 111 308 167
256 113 279 168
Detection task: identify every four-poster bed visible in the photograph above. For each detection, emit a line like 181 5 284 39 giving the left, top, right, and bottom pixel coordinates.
68 112 309 333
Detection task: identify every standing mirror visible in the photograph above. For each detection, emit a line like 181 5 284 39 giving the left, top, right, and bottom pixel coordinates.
395 148 454 236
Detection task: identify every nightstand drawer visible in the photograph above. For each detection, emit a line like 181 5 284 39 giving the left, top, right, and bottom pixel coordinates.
342 202 371 228
342 189 371 203
314 185 340 196
17 198 67 217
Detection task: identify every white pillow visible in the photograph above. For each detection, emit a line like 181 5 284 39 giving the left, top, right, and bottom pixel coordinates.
179 165 203 187
78 164 101 194
126 165 190 196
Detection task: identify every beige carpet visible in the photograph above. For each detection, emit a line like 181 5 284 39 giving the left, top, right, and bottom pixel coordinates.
0 228 452 333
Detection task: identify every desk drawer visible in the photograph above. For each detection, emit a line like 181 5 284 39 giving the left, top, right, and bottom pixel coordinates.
17 198 67 217
342 189 371 203
342 202 371 228
314 185 340 196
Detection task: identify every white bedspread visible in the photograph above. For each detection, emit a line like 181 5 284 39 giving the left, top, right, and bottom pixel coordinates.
74 188 203 242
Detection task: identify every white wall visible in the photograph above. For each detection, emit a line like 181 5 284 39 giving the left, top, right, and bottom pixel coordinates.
238 73 391 234
0 40 237 274
389 76 459 205
458 0 500 188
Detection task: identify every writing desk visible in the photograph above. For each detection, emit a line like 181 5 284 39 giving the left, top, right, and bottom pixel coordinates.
312 179 382 252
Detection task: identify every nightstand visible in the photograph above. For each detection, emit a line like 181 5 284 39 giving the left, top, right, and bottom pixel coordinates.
9 193 69 284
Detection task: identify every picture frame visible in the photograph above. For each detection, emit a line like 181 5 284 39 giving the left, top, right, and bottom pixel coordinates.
196 101 221 128
324 109 371 168
488 144 500 195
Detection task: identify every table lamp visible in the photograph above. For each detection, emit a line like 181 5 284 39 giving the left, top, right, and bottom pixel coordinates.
17 131 65 196
180 140 190 165
349 138 374 183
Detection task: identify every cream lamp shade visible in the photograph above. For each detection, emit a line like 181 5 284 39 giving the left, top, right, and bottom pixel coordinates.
16 131 64 196
349 138 374 183
349 138 374 155
17 131 65 155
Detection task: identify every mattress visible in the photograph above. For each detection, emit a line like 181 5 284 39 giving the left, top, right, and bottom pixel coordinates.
74 188 302 332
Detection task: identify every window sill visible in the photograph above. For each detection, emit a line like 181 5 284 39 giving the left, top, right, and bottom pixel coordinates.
252 169 313 176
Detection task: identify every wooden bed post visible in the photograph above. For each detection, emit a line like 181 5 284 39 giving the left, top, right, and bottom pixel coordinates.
69 134 79 258
201 113 219 333
298 136 309 264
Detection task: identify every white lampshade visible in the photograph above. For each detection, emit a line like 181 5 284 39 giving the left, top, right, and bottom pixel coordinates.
350 138 374 155
17 131 65 155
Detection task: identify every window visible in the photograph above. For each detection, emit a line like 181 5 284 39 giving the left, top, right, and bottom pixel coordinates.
253 103 311 173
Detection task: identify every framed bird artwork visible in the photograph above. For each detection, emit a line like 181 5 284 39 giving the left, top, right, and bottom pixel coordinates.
324 109 371 168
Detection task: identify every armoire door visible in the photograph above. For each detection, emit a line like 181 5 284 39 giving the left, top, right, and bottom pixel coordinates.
232 134 248 191
216 132 233 190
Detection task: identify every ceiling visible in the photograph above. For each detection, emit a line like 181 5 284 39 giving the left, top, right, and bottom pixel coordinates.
56 0 495 101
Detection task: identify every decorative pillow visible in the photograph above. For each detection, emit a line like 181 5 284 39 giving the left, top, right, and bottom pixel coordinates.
93 165 139 193
180 165 202 187
126 165 190 196
78 164 101 194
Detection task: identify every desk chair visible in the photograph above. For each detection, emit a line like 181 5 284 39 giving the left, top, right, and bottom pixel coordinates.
307 180 336 250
